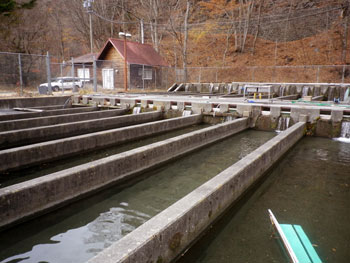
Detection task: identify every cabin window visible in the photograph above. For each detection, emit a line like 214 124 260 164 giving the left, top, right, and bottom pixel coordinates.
77 68 90 80
138 68 152 80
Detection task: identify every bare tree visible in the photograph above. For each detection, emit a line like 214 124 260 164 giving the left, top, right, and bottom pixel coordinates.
62 0 136 53
341 1 350 63
182 0 191 81
0 4 49 53
137 0 171 51
167 0 195 80
235 0 255 53
252 0 264 55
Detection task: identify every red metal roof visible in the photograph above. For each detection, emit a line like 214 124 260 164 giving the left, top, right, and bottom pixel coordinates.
97 38 168 67
72 53 98 64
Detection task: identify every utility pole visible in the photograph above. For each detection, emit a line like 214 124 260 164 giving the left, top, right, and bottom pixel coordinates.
46 52 52 95
83 0 94 53
119 32 132 92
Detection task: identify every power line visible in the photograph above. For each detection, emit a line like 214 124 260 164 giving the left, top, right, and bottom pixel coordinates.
91 11 139 25
90 4 342 31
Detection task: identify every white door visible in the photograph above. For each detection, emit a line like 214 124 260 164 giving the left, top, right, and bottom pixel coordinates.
102 69 114 89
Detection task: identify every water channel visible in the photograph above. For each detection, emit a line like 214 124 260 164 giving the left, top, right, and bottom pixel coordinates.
0 130 275 263
177 137 350 263
0 124 209 188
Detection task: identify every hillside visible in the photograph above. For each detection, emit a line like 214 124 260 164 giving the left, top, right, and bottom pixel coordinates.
0 0 349 84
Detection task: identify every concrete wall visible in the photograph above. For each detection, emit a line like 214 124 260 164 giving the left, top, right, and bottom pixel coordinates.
0 109 127 132
0 118 249 229
87 122 305 263
0 114 202 172
0 96 71 109
0 111 159 149
167 82 350 101
0 107 97 122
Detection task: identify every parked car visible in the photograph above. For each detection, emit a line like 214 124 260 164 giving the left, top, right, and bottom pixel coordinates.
39 77 84 92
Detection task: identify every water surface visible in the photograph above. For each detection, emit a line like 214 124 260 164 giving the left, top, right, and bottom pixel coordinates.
177 137 350 263
0 130 275 263
0 124 208 188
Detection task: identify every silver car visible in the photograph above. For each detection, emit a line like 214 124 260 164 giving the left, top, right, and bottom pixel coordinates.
39 77 84 91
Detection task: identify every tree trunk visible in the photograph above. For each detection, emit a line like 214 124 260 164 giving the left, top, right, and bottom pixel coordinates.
342 15 349 64
222 24 234 66
183 0 190 82
241 0 254 53
252 0 263 55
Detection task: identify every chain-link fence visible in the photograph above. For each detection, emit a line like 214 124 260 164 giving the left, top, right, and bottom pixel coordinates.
182 65 350 84
1 51 350 96
0 52 48 96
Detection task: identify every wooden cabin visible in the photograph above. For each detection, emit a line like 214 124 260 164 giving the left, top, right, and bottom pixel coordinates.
96 38 169 90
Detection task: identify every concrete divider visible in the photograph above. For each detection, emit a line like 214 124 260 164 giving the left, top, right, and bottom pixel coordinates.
87 122 306 263
0 114 202 172
0 118 249 229
29 105 69 110
0 107 98 122
0 109 128 132
0 111 159 149
0 96 71 109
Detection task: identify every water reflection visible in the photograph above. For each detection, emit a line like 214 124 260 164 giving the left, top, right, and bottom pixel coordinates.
315 148 329 161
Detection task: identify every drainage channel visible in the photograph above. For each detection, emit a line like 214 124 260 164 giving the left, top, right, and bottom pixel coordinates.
176 137 350 263
0 130 275 263
0 123 209 188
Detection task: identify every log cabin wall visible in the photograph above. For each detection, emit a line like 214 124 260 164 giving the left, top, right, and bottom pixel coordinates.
99 46 124 89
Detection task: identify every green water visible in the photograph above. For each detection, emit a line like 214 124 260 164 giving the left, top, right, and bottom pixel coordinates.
177 137 350 263
0 124 209 188
0 130 275 263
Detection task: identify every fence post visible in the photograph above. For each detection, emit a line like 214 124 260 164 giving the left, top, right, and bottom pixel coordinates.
71 57 76 92
18 53 23 96
199 67 202 83
71 57 75 80
316 66 320 83
142 64 145 90
342 65 345 83
154 67 157 89
166 67 168 89
93 56 97 92
46 51 52 95
60 62 63 77
215 68 218 82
